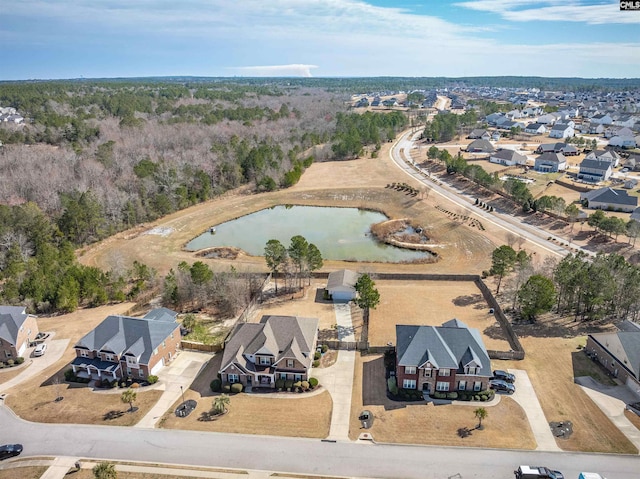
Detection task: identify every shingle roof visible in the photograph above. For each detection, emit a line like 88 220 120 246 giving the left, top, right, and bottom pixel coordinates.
590 332 640 380
74 308 178 364
551 123 572 131
582 187 638 207
396 320 491 376
0 306 29 345
491 149 526 163
580 159 612 171
466 139 495 153
536 152 566 164
327 269 359 292
220 315 318 373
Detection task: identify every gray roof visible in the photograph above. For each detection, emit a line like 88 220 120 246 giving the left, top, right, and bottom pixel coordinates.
74 308 179 365
0 306 29 345
143 308 178 323
220 315 319 373
396 320 491 376
466 139 495 153
585 150 620 162
551 123 572 131
491 149 526 163
468 129 488 138
327 269 359 292
525 123 545 130
631 208 640 222
580 159 612 172
536 152 566 164
537 143 577 153
581 187 638 207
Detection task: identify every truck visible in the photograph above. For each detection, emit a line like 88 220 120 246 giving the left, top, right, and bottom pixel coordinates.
514 465 564 479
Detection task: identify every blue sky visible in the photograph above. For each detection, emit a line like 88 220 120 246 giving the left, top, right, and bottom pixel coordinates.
1 0 639 80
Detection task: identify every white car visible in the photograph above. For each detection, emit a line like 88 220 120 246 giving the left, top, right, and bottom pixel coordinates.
33 343 47 357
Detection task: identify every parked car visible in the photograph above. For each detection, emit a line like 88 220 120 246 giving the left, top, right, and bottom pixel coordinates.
0 444 23 460
490 379 515 394
34 343 47 357
514 465 563 479
492 369 515 383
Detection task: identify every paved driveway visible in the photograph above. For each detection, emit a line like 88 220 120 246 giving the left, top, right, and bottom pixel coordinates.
0 335 69 394
135 350 211 428
509 369 561 451
575 375 640 452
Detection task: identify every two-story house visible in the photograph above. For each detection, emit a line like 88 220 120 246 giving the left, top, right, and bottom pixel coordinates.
578 159 613 183
0 306 39 360
70 308 180 381
219 315 318 390
395 319 491 395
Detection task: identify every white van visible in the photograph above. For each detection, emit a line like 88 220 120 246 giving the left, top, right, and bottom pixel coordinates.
578 474 605 479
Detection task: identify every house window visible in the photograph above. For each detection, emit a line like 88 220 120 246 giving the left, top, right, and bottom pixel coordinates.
473 381 481 392
228 374 239 383
170 332 174 339
439 369 450 377
403 379 416 389
405 366 416 375
80 350 89 358
279 373 287 380
466 367 478 375
104 354 114 362
162 341 166 348
436 382 450 392
294 374 302 382
423 369 432 378
139 369 144 378
286 359 294 368
259 356 270 365
458 381 466 391
153 348 158 355
5 351 12 358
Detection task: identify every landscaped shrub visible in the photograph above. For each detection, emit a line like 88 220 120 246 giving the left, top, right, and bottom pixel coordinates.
312 360 320 368
6 359 14 366
446 392 458 400
285 380 294 391
130 382 140 389
309 377 319 389
147 375 158 384
230 383 243 393
210 379 222 392
301 380 309 391
222 383 231 393
15 357 25 364
321 344 328 353
275 379 285 390
64 369 75 381
474 395 480 401
110 380 118 388
387 377 398 396
432 391 446 399
120 382 127 388
293 381 302 392
0 363 4 369
314 351 321 360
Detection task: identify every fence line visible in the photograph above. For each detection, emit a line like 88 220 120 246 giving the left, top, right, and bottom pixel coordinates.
181 341 221 353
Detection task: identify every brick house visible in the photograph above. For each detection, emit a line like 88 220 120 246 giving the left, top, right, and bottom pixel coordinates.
70 308 180 381
395 319 491 394
219 315 318 389
0 306 39 360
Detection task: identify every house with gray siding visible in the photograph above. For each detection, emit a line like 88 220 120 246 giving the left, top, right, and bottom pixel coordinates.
534 152 567 173
580 187 638 212
326 269 359 301
578 159 613 183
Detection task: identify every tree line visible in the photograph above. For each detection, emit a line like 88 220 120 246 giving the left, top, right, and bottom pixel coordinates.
491 245 640 322
264 236 323 293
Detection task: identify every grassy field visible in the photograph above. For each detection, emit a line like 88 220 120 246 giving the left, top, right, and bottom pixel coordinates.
159 356 332 438
0 466 49 479
369 280 511 350
349 353 536 449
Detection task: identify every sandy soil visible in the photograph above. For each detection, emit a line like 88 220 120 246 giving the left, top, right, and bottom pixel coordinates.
369 280 511 351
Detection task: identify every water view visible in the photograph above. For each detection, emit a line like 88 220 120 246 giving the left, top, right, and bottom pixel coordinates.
185 205 431 263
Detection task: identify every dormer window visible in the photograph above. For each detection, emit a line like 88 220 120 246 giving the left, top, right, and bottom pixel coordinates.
286 359 294 368
80 350 89 358
259 356 270 365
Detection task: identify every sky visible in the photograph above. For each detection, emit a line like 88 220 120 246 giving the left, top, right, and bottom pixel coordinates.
1 0 639 80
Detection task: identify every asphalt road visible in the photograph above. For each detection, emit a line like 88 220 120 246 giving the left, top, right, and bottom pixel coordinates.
391 130 597 259
2 407 637 479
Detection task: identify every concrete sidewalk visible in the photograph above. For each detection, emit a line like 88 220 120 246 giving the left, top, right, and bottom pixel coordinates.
509 369 561 451
37 456 78 479
135 351 211 428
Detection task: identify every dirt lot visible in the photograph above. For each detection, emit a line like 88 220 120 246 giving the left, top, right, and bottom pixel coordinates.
349 353 536 449
0 466 49 479
159 355 332 438
369 280 511 350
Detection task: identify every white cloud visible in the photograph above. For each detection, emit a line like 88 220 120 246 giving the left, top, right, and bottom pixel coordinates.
456 0 640 25
230 64 319 77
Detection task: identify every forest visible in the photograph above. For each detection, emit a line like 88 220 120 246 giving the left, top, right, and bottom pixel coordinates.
0 80 408 313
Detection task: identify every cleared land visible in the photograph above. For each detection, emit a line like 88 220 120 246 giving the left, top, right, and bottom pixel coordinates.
0 466 49 479
159 355 332 438
348 353 536 449
369 280 511 351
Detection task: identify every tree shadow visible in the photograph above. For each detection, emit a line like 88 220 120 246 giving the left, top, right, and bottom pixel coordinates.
103 410 125 421
452 294 484 307
457 426 473 438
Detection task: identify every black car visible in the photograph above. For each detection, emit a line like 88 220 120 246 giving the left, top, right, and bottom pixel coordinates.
490 379 516 394
0 444 23 460
492 369 516 383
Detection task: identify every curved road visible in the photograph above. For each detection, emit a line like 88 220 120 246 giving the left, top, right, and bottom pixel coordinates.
0 406 637 479
390 130 596 259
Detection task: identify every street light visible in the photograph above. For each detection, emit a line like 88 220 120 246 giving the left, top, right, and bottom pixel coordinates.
180 385 185 406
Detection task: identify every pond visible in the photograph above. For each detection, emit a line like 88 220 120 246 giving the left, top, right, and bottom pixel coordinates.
185 205 432 263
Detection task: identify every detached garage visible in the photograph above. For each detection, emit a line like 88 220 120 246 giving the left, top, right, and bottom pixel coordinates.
326 269 359 302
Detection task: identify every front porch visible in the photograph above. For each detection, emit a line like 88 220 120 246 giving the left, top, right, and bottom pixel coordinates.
71 357 121 381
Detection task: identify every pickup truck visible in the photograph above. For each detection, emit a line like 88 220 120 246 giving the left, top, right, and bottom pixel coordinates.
514 465 564 479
